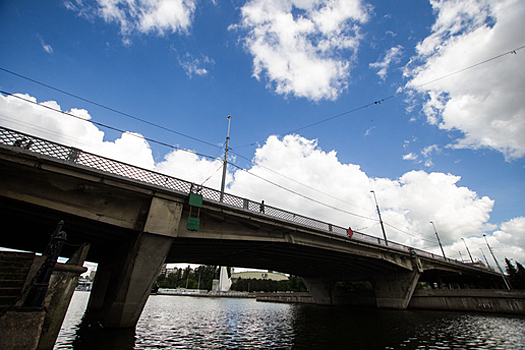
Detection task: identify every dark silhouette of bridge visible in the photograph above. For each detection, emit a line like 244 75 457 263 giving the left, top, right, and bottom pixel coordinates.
0 126 504 328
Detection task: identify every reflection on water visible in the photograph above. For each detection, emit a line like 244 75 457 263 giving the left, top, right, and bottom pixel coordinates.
55 291 525 350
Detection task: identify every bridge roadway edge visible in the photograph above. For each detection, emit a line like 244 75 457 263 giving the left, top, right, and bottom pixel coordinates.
0 140 510 331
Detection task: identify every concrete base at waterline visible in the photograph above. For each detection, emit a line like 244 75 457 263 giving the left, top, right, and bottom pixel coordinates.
0 308 46 350
409 289 525 315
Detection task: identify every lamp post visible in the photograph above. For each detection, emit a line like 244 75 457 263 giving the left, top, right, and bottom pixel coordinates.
461 237 474 263
370 190 388 246
479 247 490 267
430 221 446 259
483 234 511 290
220 115 232 202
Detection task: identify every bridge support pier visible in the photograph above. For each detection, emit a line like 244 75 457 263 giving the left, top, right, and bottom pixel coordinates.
87 198 183 328
372 269 421 309
302 278 336 305
88 232 174 328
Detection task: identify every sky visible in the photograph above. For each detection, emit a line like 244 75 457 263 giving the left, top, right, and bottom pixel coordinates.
0 0 524 271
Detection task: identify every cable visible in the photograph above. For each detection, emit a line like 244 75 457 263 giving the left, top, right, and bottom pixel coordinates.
227 162 378 222
0 67 222 150
0 90 220 162
229 149 378 218
235 45 525 148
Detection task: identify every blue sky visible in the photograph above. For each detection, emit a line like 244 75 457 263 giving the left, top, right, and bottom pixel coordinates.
1 0 524 267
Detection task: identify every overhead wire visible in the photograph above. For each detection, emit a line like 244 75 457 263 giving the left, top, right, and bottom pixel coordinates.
2 44 523 245
229 149 378 218
227 162 378 222
234 45 525 148
0 67 222 151
0 90 219 162
0 88 377 222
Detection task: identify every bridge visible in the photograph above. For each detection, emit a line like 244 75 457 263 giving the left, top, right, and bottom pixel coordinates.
0 126 504 329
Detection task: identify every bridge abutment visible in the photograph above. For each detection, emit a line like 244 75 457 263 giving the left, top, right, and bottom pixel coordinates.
87 198 183 328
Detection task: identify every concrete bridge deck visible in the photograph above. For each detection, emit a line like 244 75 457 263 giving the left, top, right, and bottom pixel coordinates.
0 126 506 329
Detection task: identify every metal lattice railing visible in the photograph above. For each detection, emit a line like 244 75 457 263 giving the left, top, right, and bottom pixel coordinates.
0 126 464 266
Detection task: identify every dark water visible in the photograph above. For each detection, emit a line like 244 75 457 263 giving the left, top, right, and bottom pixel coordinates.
55 291 525 350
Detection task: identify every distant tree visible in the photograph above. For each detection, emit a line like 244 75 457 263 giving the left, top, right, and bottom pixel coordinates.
230 276 306 292
505 258 525 289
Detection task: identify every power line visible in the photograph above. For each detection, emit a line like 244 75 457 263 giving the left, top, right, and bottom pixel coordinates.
229 149 378 218
0 67 222 150
235 45 525 148
0 90 219 162
2 90 466 247
227 162 378 222
1 89 377 222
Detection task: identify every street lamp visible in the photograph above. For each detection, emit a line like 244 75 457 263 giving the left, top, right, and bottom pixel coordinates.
370 190 388 246
483 234 511 290
461 237 474 263
430 221 446 259
220 115 232 202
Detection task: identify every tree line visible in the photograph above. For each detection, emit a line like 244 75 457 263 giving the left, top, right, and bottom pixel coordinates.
505 259 525 289
155 265 308 292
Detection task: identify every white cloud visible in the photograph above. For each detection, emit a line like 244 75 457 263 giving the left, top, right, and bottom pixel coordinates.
0 93 155 169
403 152 418 161
235 0 370 101
2 92 522 265
69 0 196 39
422 144 439 158
369 45 403 80
453 217 525 269
38 35 53 54
405 0 525 160
178 53 215 78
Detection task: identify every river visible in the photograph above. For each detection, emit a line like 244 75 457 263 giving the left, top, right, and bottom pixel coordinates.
54 291 525 349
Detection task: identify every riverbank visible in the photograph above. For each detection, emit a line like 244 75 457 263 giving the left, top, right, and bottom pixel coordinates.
409 289 525 314
255 290 525 315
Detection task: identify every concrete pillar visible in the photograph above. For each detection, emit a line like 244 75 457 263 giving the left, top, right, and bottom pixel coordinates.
87 198 183 328
302 278 336 305
37 244 90 350
373 269 421 309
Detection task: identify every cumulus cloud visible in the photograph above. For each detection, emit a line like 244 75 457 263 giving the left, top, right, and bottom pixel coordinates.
369 45 403 80
2 92 523 265
234 0 370 101
67 0 196 38
0 93 155 169
405 0 525 160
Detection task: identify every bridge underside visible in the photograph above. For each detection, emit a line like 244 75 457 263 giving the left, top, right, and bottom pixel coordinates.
1 195 501 290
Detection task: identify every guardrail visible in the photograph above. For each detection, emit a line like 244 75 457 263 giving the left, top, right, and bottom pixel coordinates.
0 126 463 266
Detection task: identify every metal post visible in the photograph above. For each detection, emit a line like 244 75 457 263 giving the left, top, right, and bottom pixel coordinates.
430 221 446 259
483 234 511 290
370 191 388 246
23 221 67 307
220 115 231 202
461 237 474 263
480 248 490 267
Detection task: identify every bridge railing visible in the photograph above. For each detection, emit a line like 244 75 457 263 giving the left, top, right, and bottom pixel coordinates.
0 126 462 266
